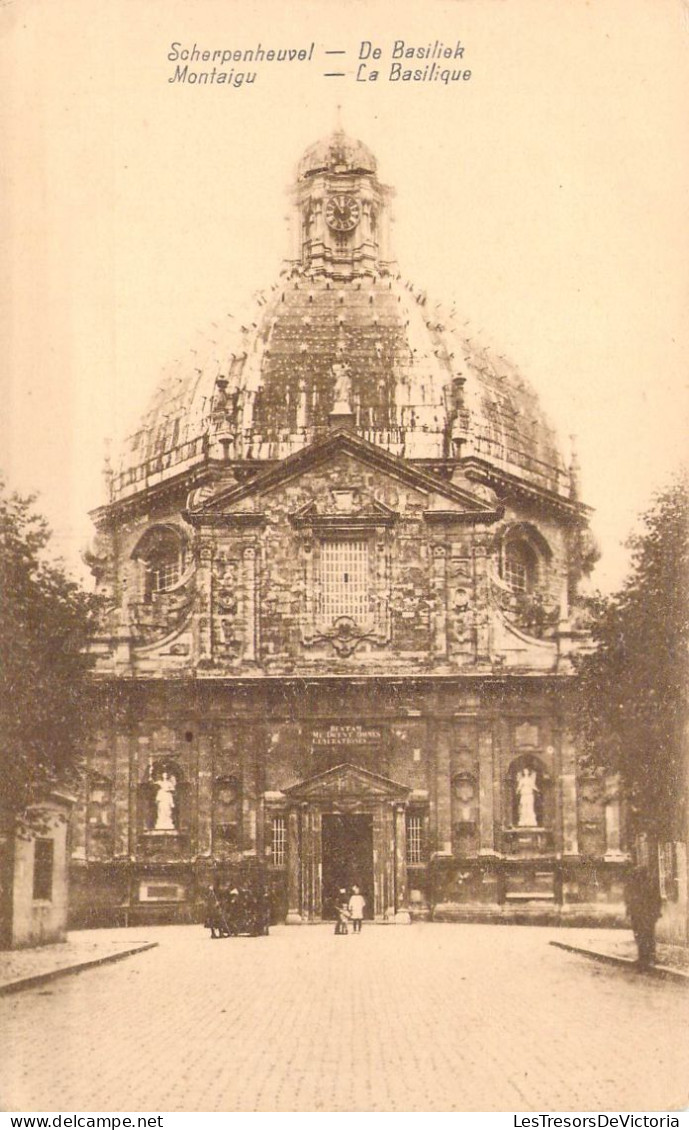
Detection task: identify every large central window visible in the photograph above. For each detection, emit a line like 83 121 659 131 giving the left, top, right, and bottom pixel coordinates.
319 539 369 623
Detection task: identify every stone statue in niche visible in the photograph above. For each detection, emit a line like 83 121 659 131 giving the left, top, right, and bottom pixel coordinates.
515 767 539 827
331 361 352 411
152 769 177 830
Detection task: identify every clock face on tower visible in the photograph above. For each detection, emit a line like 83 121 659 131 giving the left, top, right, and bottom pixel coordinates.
325 194 361 233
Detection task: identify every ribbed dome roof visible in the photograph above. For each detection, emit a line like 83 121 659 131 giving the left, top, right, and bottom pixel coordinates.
297 128 378 180
112 274 571 503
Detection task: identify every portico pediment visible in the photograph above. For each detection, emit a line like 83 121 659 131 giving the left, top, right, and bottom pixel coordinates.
184 429 501 525
285 762 410 804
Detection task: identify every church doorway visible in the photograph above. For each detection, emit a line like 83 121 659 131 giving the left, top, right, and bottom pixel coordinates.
321 813 374 920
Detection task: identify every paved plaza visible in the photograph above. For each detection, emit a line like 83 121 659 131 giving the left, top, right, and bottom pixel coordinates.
1 923 688 1113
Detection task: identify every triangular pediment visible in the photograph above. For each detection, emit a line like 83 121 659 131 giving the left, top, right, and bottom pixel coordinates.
285 762 410 803
185 429 500 522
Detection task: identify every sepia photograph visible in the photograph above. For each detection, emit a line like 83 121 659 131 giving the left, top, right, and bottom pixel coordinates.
1 0 688 1117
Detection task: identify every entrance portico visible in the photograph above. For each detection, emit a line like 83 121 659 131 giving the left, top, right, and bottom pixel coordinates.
282 764 411 924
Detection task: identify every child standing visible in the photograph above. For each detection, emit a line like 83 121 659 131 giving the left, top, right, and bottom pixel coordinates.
348 885 366 933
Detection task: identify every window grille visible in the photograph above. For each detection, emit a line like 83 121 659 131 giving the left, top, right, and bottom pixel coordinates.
147 556 181 594
137 528 185 600
406 815 423 865
271 816 286 867
33 838 54 901
503 541 535 595
319 540 369 623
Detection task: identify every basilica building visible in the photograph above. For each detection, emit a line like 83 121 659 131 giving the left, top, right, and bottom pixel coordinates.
72 130 625 927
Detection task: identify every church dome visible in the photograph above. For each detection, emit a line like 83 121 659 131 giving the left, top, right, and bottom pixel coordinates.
297 128 378 180
112 275 570 502
110 133 572 506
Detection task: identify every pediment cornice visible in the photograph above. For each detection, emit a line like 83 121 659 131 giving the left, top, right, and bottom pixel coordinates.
285 762 410 803
184 430 500 523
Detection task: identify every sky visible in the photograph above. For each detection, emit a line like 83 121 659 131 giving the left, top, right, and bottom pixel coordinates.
2 0 688 591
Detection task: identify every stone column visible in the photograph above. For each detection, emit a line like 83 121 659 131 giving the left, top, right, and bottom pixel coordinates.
435 723 453 854
306 807 322 920
372 806 388 920
299 807 321 922
394 804 411 923
254 752 266 866
472 532 492 663
196 537 213 664
243 545 258 663
478 723 496 855
302 539 314 633
431 544 448 660
382 804 396 920
559 728 580 857
285 808 302 924
196 728 214 858
116 731 134 859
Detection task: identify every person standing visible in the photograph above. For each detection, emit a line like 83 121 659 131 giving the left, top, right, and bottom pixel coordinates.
334 889 350 935
625 865 662 969
348 885 366 933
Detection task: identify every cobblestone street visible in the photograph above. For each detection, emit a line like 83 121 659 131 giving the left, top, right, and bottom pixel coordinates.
1 924 688 1113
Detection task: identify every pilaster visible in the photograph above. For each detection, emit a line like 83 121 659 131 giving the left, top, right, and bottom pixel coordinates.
435 722 453 854
394 804 411 923
559 727 580 857
286 808 302 923
478 723 496 855
196 537 213 664
431 543 448 660
196 728 214 858
243 545 258 663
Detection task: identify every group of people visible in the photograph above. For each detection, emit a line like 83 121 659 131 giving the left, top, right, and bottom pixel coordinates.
205 883 270 938
333 885 366 934
202 867 662 965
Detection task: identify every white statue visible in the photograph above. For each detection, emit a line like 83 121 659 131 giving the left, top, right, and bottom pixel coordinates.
331 361 352 411
516 767 539 827
153 769 177 830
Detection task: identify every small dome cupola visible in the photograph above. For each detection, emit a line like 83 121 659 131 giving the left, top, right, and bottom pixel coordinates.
297 128 378 180
288 129 395 281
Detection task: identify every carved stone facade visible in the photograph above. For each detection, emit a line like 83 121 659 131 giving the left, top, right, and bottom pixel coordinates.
71 130 625 927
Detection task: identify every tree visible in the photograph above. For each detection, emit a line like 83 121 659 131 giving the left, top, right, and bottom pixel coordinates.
0 482 101 942
572 470 689 845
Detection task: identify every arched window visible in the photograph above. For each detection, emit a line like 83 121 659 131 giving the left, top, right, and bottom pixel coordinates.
132 526 187 603
499 523 553 599
502 539 538 595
